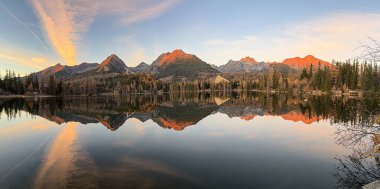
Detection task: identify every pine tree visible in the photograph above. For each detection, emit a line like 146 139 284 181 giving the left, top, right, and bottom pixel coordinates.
57 79 63 95
272 70 280 90
313 64 322 90
300 68 308 80
321 67 332 92
309 64 313 80
0 72 3 89
48 75 56 95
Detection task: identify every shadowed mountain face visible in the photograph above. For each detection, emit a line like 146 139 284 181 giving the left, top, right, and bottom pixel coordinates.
2 93 378 132
35 63 99 79
218 60 269 73
97 54 133 74
217 56 295 74
131 62 151 73
218 56 267 73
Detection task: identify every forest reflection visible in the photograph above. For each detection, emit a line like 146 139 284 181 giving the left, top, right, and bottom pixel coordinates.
1 92 380 188
0 92 379 131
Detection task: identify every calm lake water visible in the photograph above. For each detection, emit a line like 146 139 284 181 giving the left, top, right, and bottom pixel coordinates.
0 93 379 189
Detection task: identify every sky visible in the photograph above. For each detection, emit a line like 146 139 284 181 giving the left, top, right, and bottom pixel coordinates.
0 0 380 75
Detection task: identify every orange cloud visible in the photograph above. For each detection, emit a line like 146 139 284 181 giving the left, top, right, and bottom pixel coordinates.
31 0 90 66
31 0 179 66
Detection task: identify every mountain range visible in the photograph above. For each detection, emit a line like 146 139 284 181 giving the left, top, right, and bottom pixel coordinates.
33 49 332 81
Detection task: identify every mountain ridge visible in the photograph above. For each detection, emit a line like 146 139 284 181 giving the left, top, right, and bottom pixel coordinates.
33 52 332 81
35 62 99 79
282 55 332 69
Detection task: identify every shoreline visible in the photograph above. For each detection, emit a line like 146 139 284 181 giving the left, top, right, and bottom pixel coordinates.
0 95 57 98
0 90 373 98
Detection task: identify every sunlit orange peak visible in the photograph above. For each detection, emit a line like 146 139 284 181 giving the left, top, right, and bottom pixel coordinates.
282 55 332 69
158 49 194 66
240 56 258 64
99 54 119 67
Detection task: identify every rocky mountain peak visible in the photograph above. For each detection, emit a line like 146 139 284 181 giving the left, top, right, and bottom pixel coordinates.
240 56 258 64
97 54 131 73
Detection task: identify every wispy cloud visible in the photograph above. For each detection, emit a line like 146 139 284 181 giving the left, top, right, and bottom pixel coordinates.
118 0 180 25
30 0 179 66
205 12 380 64
31 0 96 66
0 1 50 51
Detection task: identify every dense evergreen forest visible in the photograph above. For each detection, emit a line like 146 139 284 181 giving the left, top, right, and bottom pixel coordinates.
59 60 380 95
0 71 63 96
1 59 380 96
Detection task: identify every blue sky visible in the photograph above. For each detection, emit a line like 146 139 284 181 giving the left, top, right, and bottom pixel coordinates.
1 0 380 75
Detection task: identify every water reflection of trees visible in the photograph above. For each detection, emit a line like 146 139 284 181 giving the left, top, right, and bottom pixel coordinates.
333 155 380 188
2 94 380 187
332 97 380 188
0 93 379 131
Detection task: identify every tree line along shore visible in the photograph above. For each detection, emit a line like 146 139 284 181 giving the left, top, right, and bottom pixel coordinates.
0 60 379 97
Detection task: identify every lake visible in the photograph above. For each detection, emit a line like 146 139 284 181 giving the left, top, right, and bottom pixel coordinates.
0 93 379 189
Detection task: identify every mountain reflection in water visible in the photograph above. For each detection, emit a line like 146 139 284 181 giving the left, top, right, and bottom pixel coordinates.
0 93 334 131
0 92 379 189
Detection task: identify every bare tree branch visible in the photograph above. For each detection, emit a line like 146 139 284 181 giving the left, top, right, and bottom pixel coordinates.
357 37 380 63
